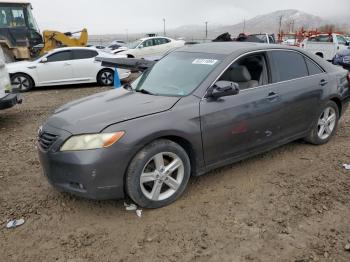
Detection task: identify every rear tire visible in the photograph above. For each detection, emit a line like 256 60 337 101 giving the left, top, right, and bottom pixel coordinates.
126 139 191 209
97 69 114 86
304 101 339 145
10 73 34 92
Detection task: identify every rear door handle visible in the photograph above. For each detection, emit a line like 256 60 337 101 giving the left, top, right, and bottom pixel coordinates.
319 79 328 86
64 62 71 66
267 91 279 101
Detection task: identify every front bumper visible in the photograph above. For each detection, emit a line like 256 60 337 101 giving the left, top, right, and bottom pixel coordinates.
37 125 131 200
0 93 21 110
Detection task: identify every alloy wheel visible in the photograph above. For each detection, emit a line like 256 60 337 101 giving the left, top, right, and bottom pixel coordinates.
317 107 336 140
12 76 30 91
140 152 185 201
100 71 114 85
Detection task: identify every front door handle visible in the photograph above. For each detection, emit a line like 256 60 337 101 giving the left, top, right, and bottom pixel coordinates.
267 91 279 101
319 79 328 86
64 62 71 66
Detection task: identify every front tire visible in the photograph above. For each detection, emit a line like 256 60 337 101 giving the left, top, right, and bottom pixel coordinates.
304 101 339 145
97 69 114 86
126 139 191 209
10 73 34 92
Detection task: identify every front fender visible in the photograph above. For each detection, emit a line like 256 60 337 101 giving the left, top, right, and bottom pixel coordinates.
103 96 205 174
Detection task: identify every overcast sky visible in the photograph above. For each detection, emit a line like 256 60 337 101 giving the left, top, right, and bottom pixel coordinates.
30 0 349 34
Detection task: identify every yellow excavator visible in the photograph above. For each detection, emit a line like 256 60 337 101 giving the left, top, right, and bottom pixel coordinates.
0 1 88 62
39 29 88 56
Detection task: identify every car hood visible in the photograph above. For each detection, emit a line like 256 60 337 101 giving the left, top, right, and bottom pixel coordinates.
6 60 36 72
45 88 181 134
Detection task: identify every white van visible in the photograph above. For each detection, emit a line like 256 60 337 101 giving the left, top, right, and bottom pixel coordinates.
0 47 20 110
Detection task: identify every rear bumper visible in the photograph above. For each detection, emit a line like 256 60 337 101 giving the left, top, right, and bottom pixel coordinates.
0 93 21 110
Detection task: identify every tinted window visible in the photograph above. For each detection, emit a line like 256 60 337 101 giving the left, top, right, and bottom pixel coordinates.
72 50 98 60
270 51 308 82
47 51 71 62
304 57 323 75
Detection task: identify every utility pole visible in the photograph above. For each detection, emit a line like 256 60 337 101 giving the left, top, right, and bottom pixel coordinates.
126 29 129 42
243 19 246 33
291 20 295 32
163 18 166 36
205 21 208 39
278 15 283 34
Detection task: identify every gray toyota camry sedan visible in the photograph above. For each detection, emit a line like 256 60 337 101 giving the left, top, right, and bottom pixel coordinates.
38 42 350 208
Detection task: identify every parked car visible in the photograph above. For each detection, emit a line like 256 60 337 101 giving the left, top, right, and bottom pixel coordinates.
38 42 350 208
107 46 128 55
237 33 276 44
0 47 21 110
333 47 350 70
87 45 106 50
110 40 126 45
301 33 349 60
213 33 275 44
7 47 131 92
118 36 185 58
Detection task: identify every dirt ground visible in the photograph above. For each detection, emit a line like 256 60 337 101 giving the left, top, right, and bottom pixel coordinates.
1 83 350 262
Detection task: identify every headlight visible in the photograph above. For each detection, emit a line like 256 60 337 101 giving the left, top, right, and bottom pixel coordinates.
343 56 350 64
60 131 125 151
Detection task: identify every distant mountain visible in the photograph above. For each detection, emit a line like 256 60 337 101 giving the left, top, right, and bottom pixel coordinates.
90 9 349 45
220 9 323 35
167 9 336 40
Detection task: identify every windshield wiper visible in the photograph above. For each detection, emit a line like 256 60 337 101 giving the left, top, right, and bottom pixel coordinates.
135 89 156 95
123 83 133 91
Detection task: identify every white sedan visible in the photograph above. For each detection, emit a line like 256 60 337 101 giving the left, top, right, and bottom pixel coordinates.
116 36 185 58
7 47 131 92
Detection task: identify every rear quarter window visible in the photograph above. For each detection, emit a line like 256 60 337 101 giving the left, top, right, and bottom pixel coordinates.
270 50 309 82
304 57 324 75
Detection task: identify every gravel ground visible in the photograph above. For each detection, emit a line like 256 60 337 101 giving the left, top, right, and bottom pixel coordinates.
1 83 350 262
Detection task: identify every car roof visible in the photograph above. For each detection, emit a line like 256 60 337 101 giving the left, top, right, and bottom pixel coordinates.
175 42 294 55
52 46 98 51
139 36 170 41
174 42 340 73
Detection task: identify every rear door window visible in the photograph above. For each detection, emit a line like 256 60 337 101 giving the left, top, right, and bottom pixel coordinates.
154 38 170 45
270 50 309 82
47 51 72 62
308 35 333 42
72 50 98 60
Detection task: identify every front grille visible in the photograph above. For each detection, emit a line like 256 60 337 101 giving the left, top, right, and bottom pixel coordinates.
38 132 58 151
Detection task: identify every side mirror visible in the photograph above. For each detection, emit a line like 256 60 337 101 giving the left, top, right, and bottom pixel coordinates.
138 45 143 49
207 81 240 99
40 57 48 63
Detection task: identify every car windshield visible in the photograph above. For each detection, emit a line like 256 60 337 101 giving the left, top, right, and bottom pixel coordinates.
127 40 142 49
131 52 224 96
